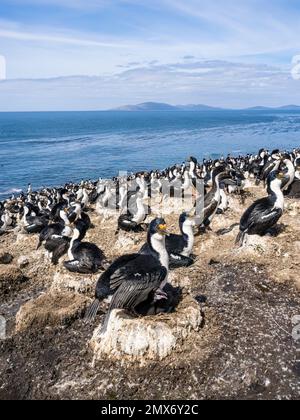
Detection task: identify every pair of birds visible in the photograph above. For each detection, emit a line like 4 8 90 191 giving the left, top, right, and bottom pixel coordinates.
38 204 105 273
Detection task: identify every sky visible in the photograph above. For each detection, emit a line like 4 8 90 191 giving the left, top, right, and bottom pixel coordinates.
0 0 299 111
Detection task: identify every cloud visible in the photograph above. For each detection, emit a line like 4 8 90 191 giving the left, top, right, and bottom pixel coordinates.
0 28 135 48
0 59 298 111
1 0 111 11
0 55 6 79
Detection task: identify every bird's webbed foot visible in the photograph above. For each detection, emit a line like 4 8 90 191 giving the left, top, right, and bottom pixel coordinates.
153 289 168 302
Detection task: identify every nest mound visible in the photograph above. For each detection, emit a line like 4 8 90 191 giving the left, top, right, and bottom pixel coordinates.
90 295 202 363
15 291 91 332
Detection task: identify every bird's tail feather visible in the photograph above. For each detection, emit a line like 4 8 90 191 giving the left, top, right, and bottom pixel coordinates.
235 230 246 247
85 299 100 321
99 310 111 336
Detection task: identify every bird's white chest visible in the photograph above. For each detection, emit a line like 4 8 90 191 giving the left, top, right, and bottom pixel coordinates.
151 235 169 271
271 182 284 210
182 224 195 257
68 239 75 260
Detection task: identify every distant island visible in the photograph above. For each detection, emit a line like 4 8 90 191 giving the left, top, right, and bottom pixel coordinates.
110 102 300 112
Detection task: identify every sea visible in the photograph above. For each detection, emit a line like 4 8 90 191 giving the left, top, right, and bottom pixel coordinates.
1 110 300 200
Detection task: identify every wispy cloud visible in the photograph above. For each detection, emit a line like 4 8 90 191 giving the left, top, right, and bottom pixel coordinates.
0 59 298 111
0 28 135 48
2 0 110 11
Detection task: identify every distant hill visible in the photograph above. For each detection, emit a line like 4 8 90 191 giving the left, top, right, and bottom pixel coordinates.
246 105 300 111
246 106 271 111
110 102 300 112
112 102 224 111
113 102 178 111
177 104 224 111
276 105 300 110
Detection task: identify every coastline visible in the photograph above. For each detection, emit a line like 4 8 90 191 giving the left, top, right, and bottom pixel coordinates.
1 109 300 201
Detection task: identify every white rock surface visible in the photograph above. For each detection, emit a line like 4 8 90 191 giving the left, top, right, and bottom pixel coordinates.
17 255 30 268
90 295 202 364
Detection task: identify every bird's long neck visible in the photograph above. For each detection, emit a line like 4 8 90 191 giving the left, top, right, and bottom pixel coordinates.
60 211 70 226
189 161 196 178
133 197 145 223
68 229 81 258
269 180 284 210
74 204 82 220
283 159 295 190
149 233 169 271
182 170 191 189
212 172 223 198
23 207 29 224
181 223 194 257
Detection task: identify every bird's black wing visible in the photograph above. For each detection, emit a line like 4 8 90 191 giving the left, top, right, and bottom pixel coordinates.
51 239 69 264
95 253 141 300
109 254 162 290
44 236 64 252
169 253 194 269
75 242 104 258
166 234 185 254
99 265 167 333
109 266 167 311
240 197 282 233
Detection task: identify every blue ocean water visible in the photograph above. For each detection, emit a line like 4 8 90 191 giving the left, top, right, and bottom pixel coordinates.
1 110 300 200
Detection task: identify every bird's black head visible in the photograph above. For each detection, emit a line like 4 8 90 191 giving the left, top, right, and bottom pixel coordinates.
179 212 188 227
187 156 198 165
178 211 195 235
267 169 286 184
271 149 281 160
148 218 168 236
282 152 291 161
60 188 68 197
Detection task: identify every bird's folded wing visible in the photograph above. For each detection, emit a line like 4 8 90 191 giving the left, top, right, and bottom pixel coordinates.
109 266 167 310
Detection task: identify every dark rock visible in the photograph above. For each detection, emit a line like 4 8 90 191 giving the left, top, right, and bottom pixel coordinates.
0 253 14 265
209 259 220 266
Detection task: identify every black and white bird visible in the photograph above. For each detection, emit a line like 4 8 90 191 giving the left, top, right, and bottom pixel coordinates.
44 225 73 265
63 220 106 273
85 218 170 333
22 203 48 234
160 212 196 269
36 208 70 250
117 191 147 233
195 165 232 231
236 170 287 246
256 149 281 185
0 209 13 234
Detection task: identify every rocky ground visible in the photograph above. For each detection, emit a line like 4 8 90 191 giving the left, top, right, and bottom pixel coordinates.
0 182 299 400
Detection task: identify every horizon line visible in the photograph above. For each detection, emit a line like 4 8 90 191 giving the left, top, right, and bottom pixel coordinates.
1 103 300 113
